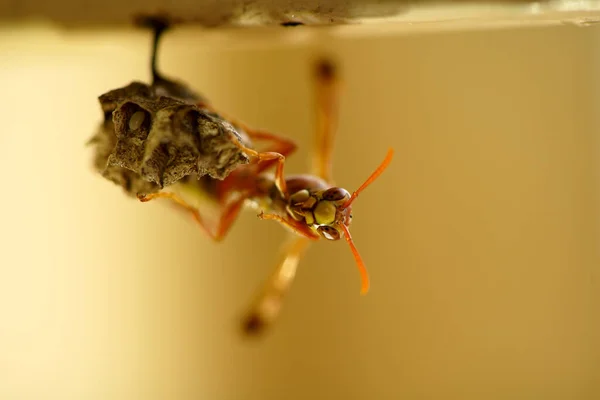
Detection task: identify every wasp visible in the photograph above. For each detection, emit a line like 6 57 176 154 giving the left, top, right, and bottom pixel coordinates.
133 16 393 334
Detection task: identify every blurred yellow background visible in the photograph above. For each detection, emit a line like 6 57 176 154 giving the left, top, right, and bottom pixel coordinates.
0 22 599 399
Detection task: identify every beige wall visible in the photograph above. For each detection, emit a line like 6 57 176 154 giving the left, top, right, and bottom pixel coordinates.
0 23 599 399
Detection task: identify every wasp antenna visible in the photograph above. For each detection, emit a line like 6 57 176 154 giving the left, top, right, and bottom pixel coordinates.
342 148 394 209
340 223 370 294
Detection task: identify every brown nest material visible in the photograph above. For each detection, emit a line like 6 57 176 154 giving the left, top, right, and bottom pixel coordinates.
88 79 250 197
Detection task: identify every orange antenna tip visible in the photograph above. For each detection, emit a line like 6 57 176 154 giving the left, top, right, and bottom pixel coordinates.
360 282 370 296
340 223 370 295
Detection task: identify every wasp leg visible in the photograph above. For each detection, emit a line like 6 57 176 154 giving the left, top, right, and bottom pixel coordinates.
216 128 296 203
230 136 289 198
258 212 320 240
243 129 297 175
312 58 340 183
242 235 311 335
212 196 246 241
138 191 216 238
137 191 246 242
196 102 296 187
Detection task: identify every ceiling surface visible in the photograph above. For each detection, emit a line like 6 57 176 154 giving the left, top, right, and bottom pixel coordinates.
1 0 600 30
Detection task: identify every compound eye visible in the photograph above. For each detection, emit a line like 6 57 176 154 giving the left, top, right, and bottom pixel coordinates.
289 189 310 205
317 225 341 241
322 187 350 202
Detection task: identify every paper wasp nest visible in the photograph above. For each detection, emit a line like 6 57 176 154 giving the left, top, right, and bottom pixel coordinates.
89 78 250 197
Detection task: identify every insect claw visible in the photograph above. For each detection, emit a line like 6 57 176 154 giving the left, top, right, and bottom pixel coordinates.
137 193 151 202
